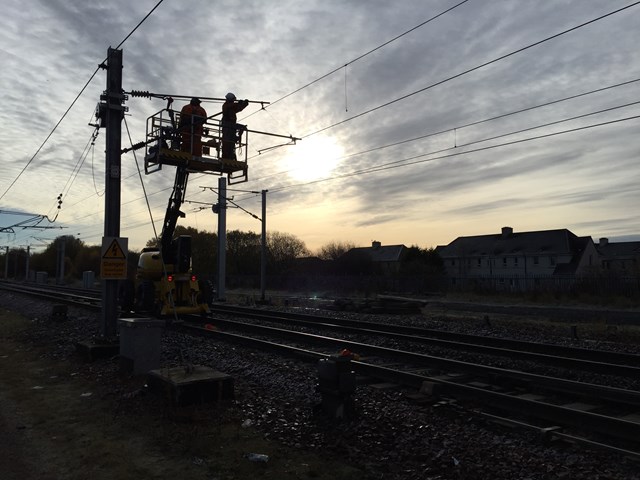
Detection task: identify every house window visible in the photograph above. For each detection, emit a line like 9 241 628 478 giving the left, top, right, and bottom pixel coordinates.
451 259 455 266
550 256 556 265
477 258 482 267
503 257 507 266
533 256 539 265
514 257 519 266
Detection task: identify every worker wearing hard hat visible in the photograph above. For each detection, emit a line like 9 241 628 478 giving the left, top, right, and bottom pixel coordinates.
179 97 207 156
221 92 249 160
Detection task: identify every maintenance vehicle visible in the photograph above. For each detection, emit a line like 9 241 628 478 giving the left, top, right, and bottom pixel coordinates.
124 98 250 316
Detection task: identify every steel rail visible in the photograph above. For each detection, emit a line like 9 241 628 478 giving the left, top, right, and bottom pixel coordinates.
176 321 640 445
197 315 640 406
209 304 640 373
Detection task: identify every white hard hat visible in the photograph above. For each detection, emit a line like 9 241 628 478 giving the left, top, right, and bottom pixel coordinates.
225 92 236 100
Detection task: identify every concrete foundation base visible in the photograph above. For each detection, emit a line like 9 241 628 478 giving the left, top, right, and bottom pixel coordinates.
75 340 119 362
147 365 234 408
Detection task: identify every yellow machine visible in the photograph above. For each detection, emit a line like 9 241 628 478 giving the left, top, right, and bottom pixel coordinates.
132 166 211 316
135 242 208 317
127 103 250 317
120 95 297 317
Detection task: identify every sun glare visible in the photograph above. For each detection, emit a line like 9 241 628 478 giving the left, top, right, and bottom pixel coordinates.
284 136 344 182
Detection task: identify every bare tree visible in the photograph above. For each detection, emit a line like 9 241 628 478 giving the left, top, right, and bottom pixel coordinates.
267 231 310 274
317 240 356 261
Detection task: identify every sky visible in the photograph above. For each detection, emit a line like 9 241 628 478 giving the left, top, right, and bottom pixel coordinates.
1 0 639 255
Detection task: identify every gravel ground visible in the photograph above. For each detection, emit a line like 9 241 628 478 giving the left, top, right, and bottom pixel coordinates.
2 290 640 480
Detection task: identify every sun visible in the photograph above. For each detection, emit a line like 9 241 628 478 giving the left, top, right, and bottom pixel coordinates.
283 136 344 182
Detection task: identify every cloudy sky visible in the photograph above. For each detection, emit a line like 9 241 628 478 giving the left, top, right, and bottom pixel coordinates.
1 0 639 254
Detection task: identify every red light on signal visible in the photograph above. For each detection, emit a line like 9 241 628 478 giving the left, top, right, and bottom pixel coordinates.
167 275 174 282
191 275 197 282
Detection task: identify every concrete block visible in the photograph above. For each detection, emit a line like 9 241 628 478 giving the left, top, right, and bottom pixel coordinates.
75 340 119 362
147 365 234 407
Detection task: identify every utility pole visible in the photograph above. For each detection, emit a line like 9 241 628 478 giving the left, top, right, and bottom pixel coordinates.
12 250 18 280
56 238 65 284
101 47 123 339
217 176 227 301
3 247 7 279
260 189 267 302
25 246 30 281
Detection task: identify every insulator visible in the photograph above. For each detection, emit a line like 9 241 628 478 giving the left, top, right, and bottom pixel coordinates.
129 90 151 98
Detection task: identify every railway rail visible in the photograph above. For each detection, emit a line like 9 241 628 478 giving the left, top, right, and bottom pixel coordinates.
176 314 640 453
208 304 640 374
3 280 640 456
0 280 101 309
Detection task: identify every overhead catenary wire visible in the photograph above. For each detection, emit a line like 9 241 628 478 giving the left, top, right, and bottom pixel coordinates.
338 99 640 178
301 1 640 139
0 0 166 203
7 3 636 247
331 101 640 181
193 99 640 207
269 114 640 193
240 0 473 121
245 76 640 182
12 75 639 249
67 96 640 234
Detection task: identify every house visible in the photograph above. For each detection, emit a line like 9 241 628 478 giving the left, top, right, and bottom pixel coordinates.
436 227 599 291
597 238 640 273
341 241 407 275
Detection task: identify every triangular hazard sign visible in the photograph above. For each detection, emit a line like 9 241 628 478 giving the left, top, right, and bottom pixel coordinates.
103 239 126 259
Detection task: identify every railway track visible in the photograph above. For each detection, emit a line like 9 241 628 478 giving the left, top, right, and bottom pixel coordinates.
4 281 640 456
208 304 640 374
0 280 101 309
176 312 640 454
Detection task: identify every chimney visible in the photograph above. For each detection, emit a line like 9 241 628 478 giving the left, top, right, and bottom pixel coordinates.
599 238 608 247
372 240 381 249
501 226 513 237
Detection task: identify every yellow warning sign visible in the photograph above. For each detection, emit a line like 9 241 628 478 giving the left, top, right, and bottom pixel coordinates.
103 239 126 259
101 237 128 279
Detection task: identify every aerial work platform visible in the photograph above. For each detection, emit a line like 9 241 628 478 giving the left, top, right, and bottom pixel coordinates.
144 108 249 184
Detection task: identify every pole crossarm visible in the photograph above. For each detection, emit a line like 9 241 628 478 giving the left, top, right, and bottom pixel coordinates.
127 90 270 107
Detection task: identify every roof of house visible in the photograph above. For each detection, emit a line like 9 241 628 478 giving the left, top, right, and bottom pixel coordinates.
438 228 589 257
344 244 406 262
597 241 640 259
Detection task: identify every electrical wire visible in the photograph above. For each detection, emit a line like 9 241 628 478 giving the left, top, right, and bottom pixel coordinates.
301 1 640 139
244 76 640 182
102 97 640 217
124 117 159 242
241 0 472 121
34 91 640 246
53 129 100 216
269 114 640 193
333 102 640 180
91 131 105 197
0 0 165 203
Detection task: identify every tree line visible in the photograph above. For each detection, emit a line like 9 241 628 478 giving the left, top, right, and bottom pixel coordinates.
0 229 443 286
